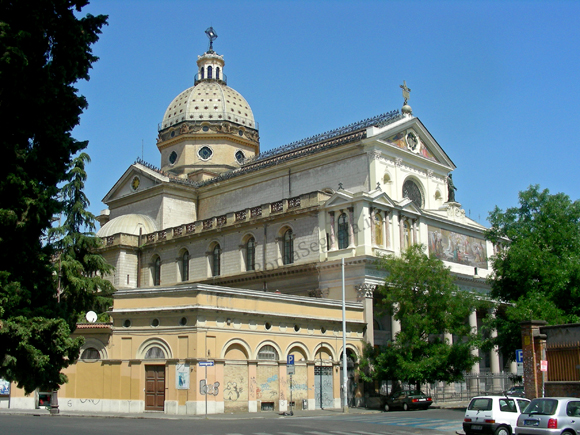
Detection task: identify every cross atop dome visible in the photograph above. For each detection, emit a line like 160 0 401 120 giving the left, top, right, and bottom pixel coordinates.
205 27 218 53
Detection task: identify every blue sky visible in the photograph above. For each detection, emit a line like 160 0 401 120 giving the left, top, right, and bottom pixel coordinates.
75 0 580 226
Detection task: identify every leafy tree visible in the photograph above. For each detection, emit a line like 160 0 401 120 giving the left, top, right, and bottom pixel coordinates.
485 185 580 358
360 245 480 388
0 0 107 393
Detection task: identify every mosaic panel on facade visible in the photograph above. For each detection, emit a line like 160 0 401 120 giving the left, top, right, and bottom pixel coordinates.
428 225 488 269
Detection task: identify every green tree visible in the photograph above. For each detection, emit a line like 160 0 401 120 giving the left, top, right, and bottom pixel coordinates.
0 0 107 393
360 245 480 388
485 185 580 358
50 153 115 321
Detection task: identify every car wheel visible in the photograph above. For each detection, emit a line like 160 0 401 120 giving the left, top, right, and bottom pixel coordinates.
384 403 390 412
494 426 510 435
403 402 409 411
561 432 574 435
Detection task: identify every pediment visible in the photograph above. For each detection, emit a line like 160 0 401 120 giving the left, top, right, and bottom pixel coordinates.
324 190 354 208
367 190 396 208
372 118 455 170
102 163 169 204
398 197 422 215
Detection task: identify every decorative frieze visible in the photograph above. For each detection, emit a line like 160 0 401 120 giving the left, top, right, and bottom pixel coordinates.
288 196 301 209
271 201 283 214
250 206 262 218
235 210 247 222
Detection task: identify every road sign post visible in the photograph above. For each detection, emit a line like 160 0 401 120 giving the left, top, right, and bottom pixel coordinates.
287 355 294 415
199 361 214 418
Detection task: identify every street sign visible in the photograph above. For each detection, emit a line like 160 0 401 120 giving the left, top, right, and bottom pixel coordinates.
287 365 295 375
541 360 548 372
516 349 523 364
199 361 214 367
517 363 524 376
287 355 295 365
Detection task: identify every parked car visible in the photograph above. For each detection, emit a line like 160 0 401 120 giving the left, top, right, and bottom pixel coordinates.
506 386 526 398
464 395 531 435
515 397 580 435
383 389 433 411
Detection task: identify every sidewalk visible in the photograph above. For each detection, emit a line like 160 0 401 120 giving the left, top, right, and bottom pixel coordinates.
0 401 465 420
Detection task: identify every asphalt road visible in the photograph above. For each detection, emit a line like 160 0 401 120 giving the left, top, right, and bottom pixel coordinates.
0 408 465 435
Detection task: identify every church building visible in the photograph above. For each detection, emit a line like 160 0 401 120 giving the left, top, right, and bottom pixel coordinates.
6 29 511 415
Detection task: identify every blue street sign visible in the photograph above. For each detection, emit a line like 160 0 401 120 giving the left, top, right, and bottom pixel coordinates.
287 355 295 365
516 349 523 364
199 361 214 367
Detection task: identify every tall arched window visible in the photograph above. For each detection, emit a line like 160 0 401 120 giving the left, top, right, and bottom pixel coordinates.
374 212 383 246
216 67 220 80
212 244 221 277
246 237 255 271
200 67 204 79
283 229 294 265
337 213 349 249
181 250 189 282
207 65 213 79
153 256 161 286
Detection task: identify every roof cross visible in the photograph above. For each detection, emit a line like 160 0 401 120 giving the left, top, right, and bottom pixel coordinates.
205 27 218 52
400 80 411 105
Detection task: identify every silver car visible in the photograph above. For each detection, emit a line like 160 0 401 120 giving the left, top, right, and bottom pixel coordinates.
515 397 580 435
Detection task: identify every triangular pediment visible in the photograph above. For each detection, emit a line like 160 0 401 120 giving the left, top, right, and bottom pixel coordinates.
102 163 169 204
398 197 422 215
366 190 396 208
324 190 355 208
371 117 455 170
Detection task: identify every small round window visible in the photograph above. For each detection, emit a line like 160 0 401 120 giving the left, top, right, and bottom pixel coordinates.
265 322 272 330
123 319 131 328
199 146 213 160
151 318 160 327
294 324 300 332
179 317 187 326
169 151 178 165
202 126 209 132
235 150 245 164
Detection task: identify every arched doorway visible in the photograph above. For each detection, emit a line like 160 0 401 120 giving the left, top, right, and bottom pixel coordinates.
314 347 334 409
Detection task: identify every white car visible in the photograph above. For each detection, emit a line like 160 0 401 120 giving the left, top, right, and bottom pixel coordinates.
464 395 531 435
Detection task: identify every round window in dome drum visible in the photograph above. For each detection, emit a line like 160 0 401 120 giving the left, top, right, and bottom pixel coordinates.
403 179 423 208
198 146 213 160
235 150 245 164
169 151 177 165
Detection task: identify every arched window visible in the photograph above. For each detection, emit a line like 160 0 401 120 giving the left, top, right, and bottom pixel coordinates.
216 67 220 80
80 348 100 360
402 179 423 208
283 229 294 265
145 346 166 359
200 67 204 79
181 250 189 282
153 256 161 286
246 237 255 271
374 212 383 246
212 244 221 277
258 345 278 360
208 65 213 79
337 213 348 249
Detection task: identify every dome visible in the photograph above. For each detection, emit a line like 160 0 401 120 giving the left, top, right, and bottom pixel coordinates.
161 81 255 130
97 214 158 238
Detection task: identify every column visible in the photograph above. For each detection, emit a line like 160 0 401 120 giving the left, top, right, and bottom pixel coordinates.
329 211 336 250
385 212 390 249
468 310 480 393
369 207 375 246
490 321 502 392
391 303 401 340
399 213 405 250
348 207 355 247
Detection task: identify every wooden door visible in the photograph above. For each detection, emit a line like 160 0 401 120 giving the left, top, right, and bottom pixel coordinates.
145 365 165 411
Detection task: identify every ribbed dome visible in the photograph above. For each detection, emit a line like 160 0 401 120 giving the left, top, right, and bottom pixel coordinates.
97 214 158 237
161 81 255 130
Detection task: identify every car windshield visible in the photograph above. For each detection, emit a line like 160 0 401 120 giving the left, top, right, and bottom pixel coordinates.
525 399 558 415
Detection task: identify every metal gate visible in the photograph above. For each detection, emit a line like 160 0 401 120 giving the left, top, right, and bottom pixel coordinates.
314 366 333 409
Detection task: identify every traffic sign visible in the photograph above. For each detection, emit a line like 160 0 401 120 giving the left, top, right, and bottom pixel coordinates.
287 355 295 365
516 349 523 364
199 361 214 367
287 365 295 375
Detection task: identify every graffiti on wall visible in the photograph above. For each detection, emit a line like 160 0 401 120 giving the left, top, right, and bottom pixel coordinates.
428 225 488 269
200 379 220 396
224 381 244 401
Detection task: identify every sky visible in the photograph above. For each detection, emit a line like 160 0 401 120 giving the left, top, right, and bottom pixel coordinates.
74 0 580 226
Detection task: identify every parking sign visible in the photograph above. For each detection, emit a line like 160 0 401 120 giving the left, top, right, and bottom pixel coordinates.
516 349 523 364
